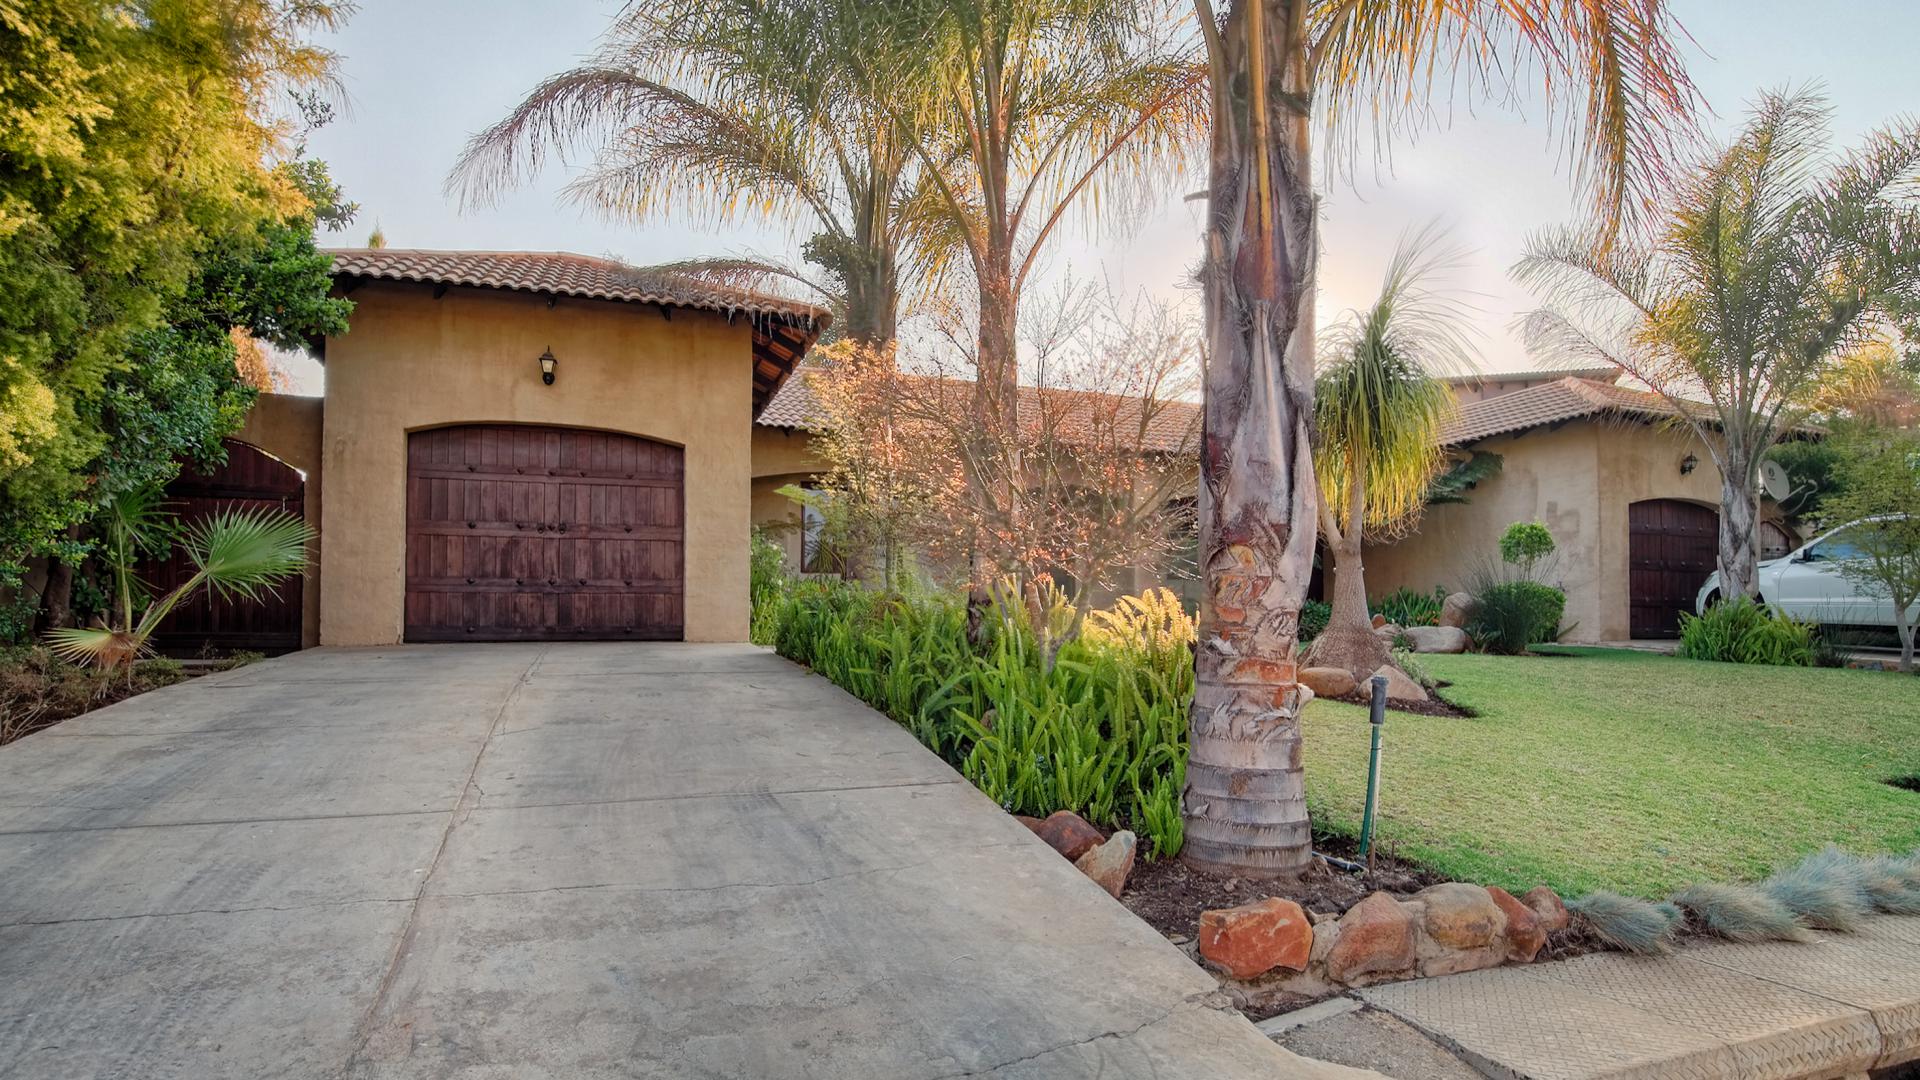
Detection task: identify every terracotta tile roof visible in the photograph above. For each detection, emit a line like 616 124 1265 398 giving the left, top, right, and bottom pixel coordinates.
325 249 829 417
757 367 1201 453
1442 376 1706 445
327 248 831 322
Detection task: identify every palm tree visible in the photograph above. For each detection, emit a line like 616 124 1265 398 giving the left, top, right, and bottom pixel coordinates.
869 0 1209 426
47 486 311 675
446 0 914 345
1306 233 1469 681
1183 0 1698 878
1520 88 1920 601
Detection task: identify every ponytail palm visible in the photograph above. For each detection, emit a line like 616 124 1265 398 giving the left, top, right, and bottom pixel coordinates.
48 491 311 673
1307 234 1468 679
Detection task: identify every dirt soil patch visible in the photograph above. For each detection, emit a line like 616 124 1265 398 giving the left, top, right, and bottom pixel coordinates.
1322 685 1475 718
1122 835 1446 940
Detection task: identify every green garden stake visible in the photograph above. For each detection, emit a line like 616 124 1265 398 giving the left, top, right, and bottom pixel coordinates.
1359 673 1387 871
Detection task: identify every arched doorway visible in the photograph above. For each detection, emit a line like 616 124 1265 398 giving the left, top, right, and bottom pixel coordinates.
152 440 306 655
1628 499 1718 638
404 424 685 642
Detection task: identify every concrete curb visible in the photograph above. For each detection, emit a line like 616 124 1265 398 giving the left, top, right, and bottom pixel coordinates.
1349 914 1920 1079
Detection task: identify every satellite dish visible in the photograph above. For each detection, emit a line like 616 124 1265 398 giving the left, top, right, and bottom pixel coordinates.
1759 460 1790 501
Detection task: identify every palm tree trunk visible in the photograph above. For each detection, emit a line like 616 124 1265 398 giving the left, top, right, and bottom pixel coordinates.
1717 453 1760 599
1183 0 1319 879
1305 460 1391 679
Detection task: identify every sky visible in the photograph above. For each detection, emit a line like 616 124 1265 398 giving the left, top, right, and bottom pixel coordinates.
284 0 1920 394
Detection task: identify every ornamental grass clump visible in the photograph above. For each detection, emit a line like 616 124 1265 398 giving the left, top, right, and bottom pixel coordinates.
1676 596 1816 666
1670 881 1812 942
1762 847 1874 931
1567 891 1682 954
760 580 1196 859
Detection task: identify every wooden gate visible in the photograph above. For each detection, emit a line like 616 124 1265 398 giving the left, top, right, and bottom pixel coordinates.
152 440 306 655
1628 499 1719 639
404 425 685 642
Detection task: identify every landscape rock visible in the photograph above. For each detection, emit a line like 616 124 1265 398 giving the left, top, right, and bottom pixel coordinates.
1014 815 1046 834
1370 613 1388 629
1438 592 1476 628
1300 666 1358 699
1198 898 1313 979
1074 830 1136 898
1035 810 1104 861
1370 664 1429 703
1401 625 1469 654
1486 886 1547 963
1522 885 1571 933
1324 891 1416 984
1415 883 1507 950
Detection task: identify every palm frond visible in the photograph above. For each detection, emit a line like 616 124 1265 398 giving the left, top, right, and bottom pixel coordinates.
45 627 147 672
1312 0 1701 240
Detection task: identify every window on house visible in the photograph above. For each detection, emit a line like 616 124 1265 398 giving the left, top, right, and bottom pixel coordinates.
800 493 842 575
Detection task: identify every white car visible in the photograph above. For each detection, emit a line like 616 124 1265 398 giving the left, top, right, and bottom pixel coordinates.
1695 517 1916 627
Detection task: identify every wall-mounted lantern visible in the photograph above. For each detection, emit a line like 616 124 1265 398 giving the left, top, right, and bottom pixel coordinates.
1679 452 1697 476
538 348 557 386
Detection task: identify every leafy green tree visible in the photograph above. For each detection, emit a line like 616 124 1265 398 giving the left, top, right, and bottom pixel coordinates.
1185 0 1697 877
1521 88 1920 604
1821 427 1920 672
0 0 352 639
1307 233 1469 680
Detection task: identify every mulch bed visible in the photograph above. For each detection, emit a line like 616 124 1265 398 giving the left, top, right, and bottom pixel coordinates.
1121 834 1446 940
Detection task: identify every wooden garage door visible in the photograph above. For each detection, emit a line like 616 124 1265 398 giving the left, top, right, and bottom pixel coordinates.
1628 499 1718 639
152 440 305 656
405 425 684 642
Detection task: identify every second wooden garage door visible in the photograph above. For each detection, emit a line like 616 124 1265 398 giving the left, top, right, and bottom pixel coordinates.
405 425 684 642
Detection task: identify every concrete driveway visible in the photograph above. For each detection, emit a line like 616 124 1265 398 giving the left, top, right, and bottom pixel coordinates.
0 644 1311 1079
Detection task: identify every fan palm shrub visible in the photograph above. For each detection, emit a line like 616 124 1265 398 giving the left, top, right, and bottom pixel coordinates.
47 486 311 675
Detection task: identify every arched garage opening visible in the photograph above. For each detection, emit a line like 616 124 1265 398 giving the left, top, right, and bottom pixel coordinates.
153 439 306 656
404 424 685 642
1628 498 1718 639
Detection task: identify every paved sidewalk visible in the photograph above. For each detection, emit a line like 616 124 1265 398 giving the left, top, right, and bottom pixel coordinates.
1346 914 1920 1079
0 643 1349 1079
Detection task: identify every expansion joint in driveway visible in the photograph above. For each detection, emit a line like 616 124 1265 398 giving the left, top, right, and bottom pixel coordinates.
342 645 547 1067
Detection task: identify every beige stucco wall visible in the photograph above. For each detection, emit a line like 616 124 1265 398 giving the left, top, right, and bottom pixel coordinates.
1366 424 1608 638
1365 420 1786 642
748 426 824 568
236 393 325 648
318 282 755 644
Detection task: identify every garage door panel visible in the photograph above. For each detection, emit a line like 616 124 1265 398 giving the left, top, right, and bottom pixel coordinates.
406 425 684 643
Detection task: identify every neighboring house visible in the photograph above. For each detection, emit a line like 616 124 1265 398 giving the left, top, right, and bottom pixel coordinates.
1364 371 1800 642
210 249 829 649
749 370 1203 595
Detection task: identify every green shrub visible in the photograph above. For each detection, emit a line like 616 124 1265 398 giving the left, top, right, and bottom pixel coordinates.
748 528 791 645
1499 522 1556 575
1372 586 1446 627
764 581 1194 859
1298 599 1331 643
1676 596 1816 666
1467 580 1565 655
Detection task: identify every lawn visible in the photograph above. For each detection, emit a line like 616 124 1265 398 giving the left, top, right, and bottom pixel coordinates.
1300 647 1920 899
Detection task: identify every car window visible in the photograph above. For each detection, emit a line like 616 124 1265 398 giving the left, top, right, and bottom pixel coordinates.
1809 531 1865 561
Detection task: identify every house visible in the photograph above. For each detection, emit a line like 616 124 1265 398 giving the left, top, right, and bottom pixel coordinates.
215 249 830 648
190 248 1779 653
751 366 1796 644
1363 371 1799 641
